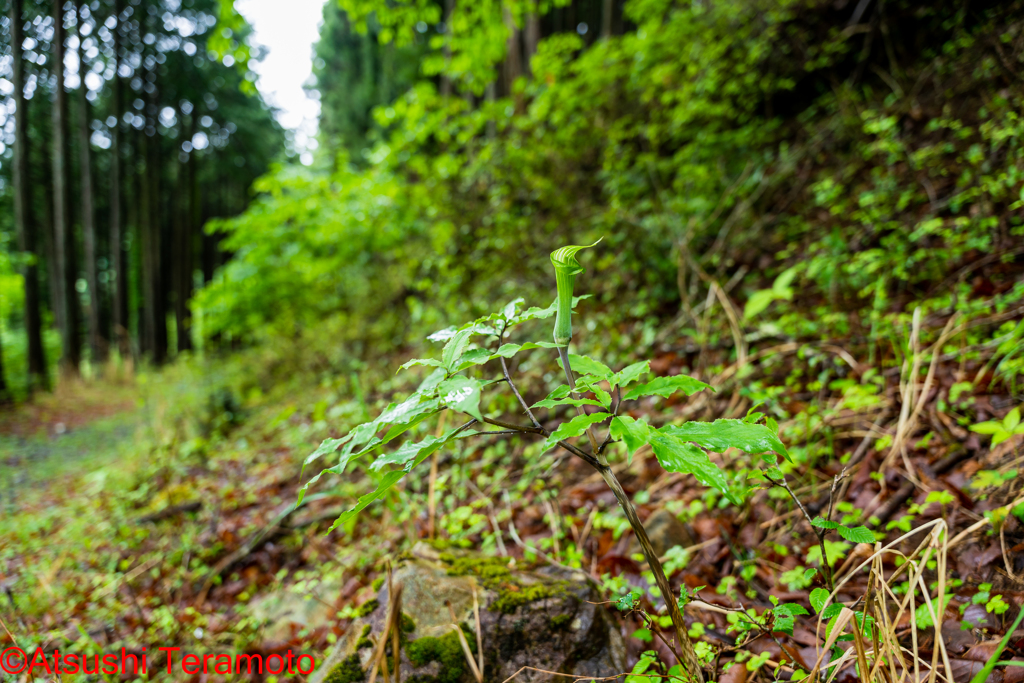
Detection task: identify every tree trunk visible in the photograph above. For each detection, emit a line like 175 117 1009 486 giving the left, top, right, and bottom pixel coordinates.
601 0 613 38
51 0 80 378
524 4 539 74
12 0 48 393
149 98 168 364
139 127 156 359
503 4 521 95
175 113 196 352
76 2 103 363
109 0 128 357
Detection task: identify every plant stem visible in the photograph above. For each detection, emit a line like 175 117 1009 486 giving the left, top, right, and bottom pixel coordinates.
557 346 602 458
481 381 702 679
768 473 835 591
598 464 705 681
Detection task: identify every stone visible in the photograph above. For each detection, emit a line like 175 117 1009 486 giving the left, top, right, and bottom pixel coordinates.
312 544 627 683
629 508 695 557
250 579 343 643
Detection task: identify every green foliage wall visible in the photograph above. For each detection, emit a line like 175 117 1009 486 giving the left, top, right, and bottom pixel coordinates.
197 0 1024 362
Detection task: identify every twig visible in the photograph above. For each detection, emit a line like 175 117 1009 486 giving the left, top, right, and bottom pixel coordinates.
766 472 834 591
472 585 484 679
499 321 544 431
446 601 483 683
428 411 449 539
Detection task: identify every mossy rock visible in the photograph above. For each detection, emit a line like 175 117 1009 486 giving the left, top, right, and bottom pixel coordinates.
322 654 364 683
310 549 625 683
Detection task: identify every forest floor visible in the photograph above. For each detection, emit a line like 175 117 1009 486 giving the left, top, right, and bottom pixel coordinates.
2 306 1024 683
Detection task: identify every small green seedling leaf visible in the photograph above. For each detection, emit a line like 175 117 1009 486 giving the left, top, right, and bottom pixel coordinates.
809 588 830 614
811 517 840 530
837 525 875 544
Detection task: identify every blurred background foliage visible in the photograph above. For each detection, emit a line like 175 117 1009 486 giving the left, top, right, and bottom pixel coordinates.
192 0 1024 386
0 0 1021 397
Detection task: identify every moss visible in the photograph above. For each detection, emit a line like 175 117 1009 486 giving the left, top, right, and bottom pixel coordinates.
426 538 455 551
400 612 417 633
441 554 512 587
439 552 570 615
405 626 476 683
323 654 365 683
355 623 373 650
549 613 573 629
490 582 567 615
354 598 379 618
371 577 385 592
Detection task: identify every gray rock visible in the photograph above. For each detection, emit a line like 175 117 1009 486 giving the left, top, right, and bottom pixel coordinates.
312 544 626 683
250 579 343 643
629 508 694 557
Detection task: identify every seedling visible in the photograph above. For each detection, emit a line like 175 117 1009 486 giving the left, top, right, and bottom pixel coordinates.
299 242 791 681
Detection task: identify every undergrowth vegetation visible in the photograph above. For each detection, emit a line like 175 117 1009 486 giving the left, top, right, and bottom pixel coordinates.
2 0 1024 681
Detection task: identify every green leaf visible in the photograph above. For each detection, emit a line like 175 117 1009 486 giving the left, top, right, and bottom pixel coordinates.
532 384 603 409
532 396 604 409
297 463 343 506
837 525 875 544
399 357 444 370
631 628 653 643
773 615 796 636
809 587 830 614
380 407 442 445
442 328 476 372
558 353 613 379
454 348 493 370
370 425 464 471
811 517 840 530
610 416 651 463
612 361 650 389
379 394 439 426
969 421 1004 435
576 376 613 407
661 418 790 461
648 431 735 503
774 603 810 617
513 295 591 325
493 341 563 359
328 469 409 532
541 412 611 452
1004 407 1021 431
616 591 641 611
744 289 779 319
626 651 658 683
501 298 525 321
821 604 843 620
623 375 712 401
302 435 352 475
773 266 798 296
438 376 483 421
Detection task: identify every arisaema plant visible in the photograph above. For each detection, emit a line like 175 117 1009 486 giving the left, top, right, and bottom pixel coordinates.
299 242 790 681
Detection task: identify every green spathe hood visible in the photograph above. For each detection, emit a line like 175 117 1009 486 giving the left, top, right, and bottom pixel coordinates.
550 239 601 344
